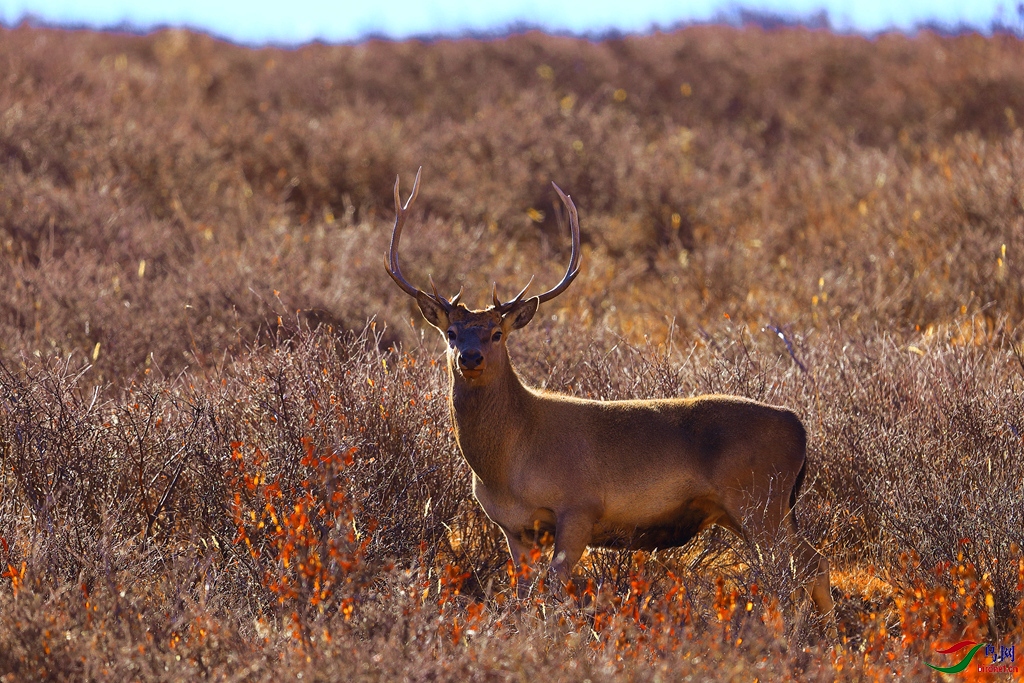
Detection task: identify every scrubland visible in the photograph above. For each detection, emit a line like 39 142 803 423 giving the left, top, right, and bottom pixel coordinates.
0 23 1023 681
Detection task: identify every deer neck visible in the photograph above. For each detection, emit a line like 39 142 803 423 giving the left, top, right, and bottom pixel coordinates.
448 353 533 489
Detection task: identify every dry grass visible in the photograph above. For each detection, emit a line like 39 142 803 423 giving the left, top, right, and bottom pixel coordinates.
0 24 1022 681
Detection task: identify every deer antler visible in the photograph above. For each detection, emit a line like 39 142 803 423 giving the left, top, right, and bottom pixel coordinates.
384 168 460 310
491 276 534 312
492 182 581 313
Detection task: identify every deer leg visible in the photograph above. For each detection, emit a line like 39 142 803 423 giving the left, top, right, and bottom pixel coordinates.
795 535 835 620
727 485 836 635
551 511 594 581
779 504 837 638
502 528 529 565
501 528 533 599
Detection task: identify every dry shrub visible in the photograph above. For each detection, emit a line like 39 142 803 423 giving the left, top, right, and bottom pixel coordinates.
1 23 1023 681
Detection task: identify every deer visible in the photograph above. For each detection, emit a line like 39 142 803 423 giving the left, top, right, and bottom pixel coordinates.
384 168 835 622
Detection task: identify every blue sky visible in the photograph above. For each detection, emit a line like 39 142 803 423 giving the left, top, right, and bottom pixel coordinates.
0 0 1016 45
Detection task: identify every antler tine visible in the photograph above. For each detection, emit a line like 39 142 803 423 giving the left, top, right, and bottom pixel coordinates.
384 168 454 309
403 166 422 211
536 182 582 304
492 276 535 313
427 276 461 309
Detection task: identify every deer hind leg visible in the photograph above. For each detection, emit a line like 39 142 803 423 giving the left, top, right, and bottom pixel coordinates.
794 533 834 617
726 486 835 622
787 521 838 640
778 501 837 638
775 482 835 622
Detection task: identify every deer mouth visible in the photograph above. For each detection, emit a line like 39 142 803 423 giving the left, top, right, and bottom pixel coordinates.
459 367 484 380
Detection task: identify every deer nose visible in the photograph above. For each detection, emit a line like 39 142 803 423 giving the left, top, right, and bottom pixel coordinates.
459 350 483 369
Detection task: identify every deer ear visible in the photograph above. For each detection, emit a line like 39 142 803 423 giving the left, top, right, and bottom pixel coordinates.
415 292 449 330
502 297 539 331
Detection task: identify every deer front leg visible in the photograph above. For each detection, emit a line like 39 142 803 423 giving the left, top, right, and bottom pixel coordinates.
501 527 533 599
502 527 530 566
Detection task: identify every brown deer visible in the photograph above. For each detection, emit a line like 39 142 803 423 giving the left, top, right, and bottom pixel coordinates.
385 168 834 619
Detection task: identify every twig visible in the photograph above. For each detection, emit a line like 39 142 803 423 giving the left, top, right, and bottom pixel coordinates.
764 325 807 373
145 448 191 539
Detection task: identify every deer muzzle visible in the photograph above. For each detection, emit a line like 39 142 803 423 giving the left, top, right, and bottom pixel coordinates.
458 349 484 379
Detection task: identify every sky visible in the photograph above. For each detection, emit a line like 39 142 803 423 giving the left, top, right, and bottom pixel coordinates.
0 0 1018 45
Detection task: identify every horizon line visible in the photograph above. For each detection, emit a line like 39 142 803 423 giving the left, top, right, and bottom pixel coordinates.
1 6 1020 50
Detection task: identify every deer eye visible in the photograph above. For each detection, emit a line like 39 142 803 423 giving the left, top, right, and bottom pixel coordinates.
446 329 456 342
491 331 502 343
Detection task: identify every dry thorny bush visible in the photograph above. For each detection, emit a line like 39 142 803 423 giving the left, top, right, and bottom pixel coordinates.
0 23 1023 681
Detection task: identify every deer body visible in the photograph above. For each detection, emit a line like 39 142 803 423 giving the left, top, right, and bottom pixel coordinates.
448 338 807 572
385 168 834 620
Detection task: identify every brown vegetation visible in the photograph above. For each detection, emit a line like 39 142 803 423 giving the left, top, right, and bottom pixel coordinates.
0 23 1022 681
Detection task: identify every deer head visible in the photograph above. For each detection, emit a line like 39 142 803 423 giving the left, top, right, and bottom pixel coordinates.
385 168 581 386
